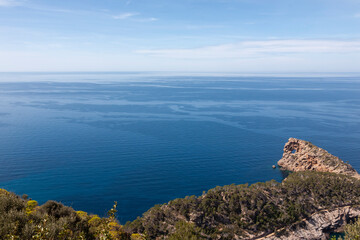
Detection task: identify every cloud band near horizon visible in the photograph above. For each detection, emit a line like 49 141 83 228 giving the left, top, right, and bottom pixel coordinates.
136 40 360 59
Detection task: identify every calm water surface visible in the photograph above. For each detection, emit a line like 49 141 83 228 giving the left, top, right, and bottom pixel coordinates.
0 73 359 222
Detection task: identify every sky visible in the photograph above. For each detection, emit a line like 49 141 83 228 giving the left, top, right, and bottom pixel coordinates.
0 0 360 72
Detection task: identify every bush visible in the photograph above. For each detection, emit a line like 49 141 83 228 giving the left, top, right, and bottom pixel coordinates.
0 191 130 239
39 200 74 219
338 218 360 240
26 200 38 214
168 221 204 240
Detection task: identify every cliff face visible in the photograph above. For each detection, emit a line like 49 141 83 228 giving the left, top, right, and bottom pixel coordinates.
265 206 360 240
278 138 360 179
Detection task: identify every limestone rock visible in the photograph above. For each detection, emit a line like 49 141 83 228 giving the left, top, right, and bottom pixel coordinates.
278 138 360 179
265 206 360 240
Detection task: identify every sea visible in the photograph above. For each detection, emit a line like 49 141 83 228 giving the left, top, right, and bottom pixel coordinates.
0 72 359 223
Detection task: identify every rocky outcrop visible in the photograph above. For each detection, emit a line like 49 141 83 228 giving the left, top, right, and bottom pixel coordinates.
264 206 360 240
278 138 360 179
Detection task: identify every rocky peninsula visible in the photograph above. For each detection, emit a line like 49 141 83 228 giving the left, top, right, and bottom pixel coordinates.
278 138 360 179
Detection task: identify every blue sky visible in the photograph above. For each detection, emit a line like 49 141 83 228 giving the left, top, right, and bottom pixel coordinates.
0 0 360 72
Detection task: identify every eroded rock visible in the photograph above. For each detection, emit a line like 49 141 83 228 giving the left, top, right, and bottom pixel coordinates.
265 206 360 240
278 138 360 179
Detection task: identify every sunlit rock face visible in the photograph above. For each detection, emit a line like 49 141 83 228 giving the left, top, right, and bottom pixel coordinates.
278 138 360 179
266 206 360 240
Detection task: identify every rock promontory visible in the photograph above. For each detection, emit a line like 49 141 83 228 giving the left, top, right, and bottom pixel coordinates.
278 138 360 179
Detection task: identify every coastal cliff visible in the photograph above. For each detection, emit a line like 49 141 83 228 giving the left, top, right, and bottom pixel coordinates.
125 171 360 239
278 138 360 179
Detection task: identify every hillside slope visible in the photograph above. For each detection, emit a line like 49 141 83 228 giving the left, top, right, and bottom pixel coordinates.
125 171 360 239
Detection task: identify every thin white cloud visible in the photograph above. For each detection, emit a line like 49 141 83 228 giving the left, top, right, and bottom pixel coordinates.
134 17 158 22
0 2 94 14
2 40 360 72
0 0 22 7
186 24 224 30
113 13 158 22
136 40 360 59
355 13 360 18
113 12 139 20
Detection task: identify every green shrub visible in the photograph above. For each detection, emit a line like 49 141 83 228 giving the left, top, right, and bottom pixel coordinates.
26 200 38 214
339 218 360 240
168 221 204 240
76 210 89 220
0 191 130 239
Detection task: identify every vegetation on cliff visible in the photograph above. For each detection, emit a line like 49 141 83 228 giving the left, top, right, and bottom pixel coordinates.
0 188 136 240
125 172 360 239
2 172 360 239
335 218 360 240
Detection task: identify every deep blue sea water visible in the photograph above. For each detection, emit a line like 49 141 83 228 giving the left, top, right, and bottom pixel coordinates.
0 72 359 223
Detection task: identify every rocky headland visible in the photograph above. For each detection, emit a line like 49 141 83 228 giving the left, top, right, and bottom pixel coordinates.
278 137 360 179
